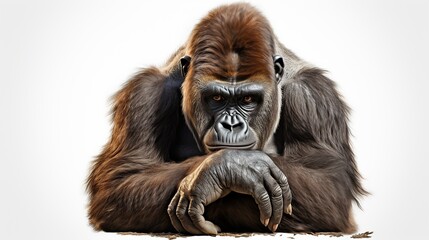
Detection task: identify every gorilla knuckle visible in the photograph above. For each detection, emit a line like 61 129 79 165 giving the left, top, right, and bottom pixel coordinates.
272 186 283 198
167 205 175 216
259 192 271 206
187 207 199 219
279 175 289 185
253 185 266 196
176 206 187 218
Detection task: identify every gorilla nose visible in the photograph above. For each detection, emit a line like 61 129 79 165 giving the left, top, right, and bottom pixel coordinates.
214 113 250 143
218 113 245 132
208 113 256 150
220 122 243 132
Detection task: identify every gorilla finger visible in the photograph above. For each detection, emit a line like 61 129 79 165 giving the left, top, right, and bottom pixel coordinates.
176 195 203 234
251 184 272 227
264 174 283 232
167 192 186 233
188 200 221 235
269 164 292 214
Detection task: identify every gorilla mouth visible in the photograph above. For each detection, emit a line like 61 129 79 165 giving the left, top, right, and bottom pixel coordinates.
203 125 258 152
206 141 256 151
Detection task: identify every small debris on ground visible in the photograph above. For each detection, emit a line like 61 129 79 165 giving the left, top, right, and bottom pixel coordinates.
309 232 344 237
351 231 373 238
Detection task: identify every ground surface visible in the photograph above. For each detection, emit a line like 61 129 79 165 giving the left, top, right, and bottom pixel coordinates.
118 231 373 240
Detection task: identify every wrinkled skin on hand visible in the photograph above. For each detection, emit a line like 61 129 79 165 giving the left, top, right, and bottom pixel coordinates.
167 149 292 234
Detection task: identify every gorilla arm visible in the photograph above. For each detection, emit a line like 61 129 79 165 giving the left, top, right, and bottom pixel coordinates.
273 150 356 232
273 67 362 233
202 151 355 233
88 155 207 232
86 68 207 232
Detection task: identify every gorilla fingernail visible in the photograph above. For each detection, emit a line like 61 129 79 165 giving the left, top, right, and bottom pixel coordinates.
273 224 279 232
286 204 293 215
264 218 269 227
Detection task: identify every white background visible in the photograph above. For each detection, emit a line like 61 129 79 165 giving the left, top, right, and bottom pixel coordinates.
1 0 428 239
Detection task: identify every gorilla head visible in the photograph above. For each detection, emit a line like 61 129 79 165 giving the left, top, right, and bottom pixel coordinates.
180 4 284 153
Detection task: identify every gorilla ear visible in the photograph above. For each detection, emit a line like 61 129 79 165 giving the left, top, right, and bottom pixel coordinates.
273 55 284 83
180 56 191 78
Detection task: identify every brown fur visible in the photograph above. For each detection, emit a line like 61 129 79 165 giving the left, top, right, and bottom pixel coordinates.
87 3 366 234
187 4 275 82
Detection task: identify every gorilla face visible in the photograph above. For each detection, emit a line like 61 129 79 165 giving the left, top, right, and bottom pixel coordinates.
181 56 284 153
201 82 264 151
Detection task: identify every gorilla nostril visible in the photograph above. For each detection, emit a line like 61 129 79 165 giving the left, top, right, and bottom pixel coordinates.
221 122 232 131
221 122 243 131
233 122 243 130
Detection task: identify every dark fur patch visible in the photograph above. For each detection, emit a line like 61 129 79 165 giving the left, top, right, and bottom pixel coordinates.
154 67 203 161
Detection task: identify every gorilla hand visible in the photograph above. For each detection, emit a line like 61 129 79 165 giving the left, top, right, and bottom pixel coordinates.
167 149 292 234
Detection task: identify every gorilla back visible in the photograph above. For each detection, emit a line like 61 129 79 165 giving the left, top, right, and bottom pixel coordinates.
87 3 366 234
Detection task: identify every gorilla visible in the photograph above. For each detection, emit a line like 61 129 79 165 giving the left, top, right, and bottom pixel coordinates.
87 3 366 234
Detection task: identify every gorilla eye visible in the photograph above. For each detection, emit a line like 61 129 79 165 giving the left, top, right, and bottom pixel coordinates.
242 96 253 103
212 95 224 101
